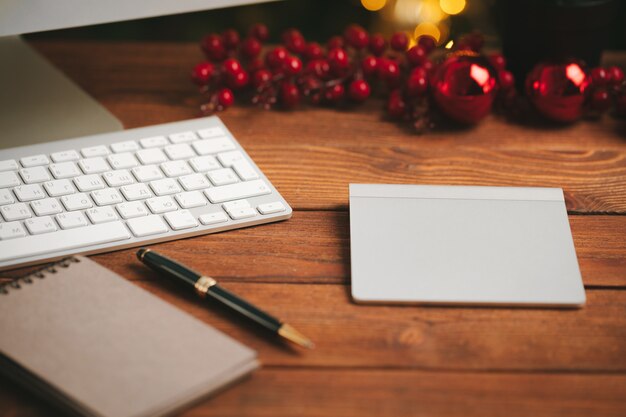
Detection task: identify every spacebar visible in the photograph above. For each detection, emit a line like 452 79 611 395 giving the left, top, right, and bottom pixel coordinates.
0 222 131 262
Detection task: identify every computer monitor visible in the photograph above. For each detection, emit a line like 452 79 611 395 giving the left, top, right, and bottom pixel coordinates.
0 0 275 148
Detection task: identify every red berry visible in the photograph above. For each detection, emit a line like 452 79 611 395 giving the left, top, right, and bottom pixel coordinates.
344 24 369 49
241 37 262 58
191 62 214 85
284 56 303 75
378 58 400 83
222 58 242 76
227 70 249 89
498 70 515 90
280 82 300 108
327 48 350 74
306 59 330 79
324 84 345 103
390 32 409 51
591 67 609 86
361 55 378 77
607 66 624 85
252 69 272 88
249 24 269 41
406 46 427 67
266 47 289 69
417 36 436 53
327 36 344 50
217 88 234 108
407 73 428 97
368 33 387 56
387 90 406 118
591 89 611 112
221 29 240 50
282 28 306 54
348 79 371 102
489 54 507 71
201 34 226 61
304 42 324 61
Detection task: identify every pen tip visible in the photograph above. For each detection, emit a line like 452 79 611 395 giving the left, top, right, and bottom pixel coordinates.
278 324 315 349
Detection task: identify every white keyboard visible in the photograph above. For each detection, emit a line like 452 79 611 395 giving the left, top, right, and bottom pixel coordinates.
0 116 291 270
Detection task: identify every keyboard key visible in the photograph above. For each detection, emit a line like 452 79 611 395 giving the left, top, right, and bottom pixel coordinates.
146 196 178 214
232 161 259 181
164 210 198 230
0 221 27 240
205 179 271 203
25 216 57 235
207 168 239 186
199 211 228 225
189 155 221 172
192 137 235 155
0 171 20 188
116 201 149 219
31 198 63 216
127 215 169 237
175 191 206 208
44 179 76 196
0 189 15 205
49 162 80 179
79 157 110 174
103 169 135 187
228 207 257 220
14 184 46 202
136 148 167 165
0 159 19 172
197 127 226 138
0 221 130 262
50 150 80 163
164 144 195 160
111 140 139 153
217 150 245 167
92 188 123 206
161 160 192 178
140 136 168 148
169 131 198 144
222 199 250 212
132 165 163 182
81 145 109 158
61 193 93 211
56 212 89 229
108 152 138 169
178 173 211 191
120 183 152 201
258 202 286 215
150 178 181 196
20 154 49 167
19 166 50 183
86 206 119 224
74 174 105 192
1 203 31 221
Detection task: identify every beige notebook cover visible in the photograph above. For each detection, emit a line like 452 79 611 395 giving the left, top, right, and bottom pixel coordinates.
0 256 258 417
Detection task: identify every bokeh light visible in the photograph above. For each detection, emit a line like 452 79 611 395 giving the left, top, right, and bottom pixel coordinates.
414 22 441 43
361 0 387 12
394 0 446 25
439 0 466 15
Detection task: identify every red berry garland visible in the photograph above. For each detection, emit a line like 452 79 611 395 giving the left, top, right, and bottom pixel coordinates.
192 24 626 131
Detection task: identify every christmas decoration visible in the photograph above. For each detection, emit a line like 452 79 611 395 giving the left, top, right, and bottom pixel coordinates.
191 24 626 132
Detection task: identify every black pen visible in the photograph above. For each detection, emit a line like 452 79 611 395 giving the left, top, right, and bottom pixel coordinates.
136 248 314 349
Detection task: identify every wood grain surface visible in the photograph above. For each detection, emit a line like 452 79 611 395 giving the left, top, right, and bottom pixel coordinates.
0 40 624 417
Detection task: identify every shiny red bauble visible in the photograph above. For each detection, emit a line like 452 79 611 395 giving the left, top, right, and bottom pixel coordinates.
222 59 242 76
525 61 590 123
217 88 234 107
327 48 349 74
266 47 289 69
349 80 371 102
283 56 303 75
431 53 498 124
191 62 214 85
227 70 249 89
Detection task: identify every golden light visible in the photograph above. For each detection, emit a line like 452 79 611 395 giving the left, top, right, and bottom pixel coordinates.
445 40 454 49
414 22 441 44
439 0 466 15
361 0 387 12
394 0 446 25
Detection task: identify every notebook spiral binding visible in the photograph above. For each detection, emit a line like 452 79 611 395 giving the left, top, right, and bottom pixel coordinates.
0 257 81 295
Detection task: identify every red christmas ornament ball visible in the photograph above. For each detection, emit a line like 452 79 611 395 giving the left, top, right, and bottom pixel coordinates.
283 56 303 75
525 61 590 122
431 53 497 124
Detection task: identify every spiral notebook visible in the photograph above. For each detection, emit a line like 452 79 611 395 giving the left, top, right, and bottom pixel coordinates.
0 256 258 417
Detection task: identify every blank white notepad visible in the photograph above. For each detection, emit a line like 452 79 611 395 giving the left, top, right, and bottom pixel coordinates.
349 184 585 307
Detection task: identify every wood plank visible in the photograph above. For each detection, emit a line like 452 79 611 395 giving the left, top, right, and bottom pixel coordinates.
111 280 626 372
3 213 624 287
2 369 625 417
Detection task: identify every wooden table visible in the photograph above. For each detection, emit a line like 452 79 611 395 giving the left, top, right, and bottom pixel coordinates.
2 41 626 417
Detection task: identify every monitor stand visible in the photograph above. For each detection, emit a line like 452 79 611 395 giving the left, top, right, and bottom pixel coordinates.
0 36 123 149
